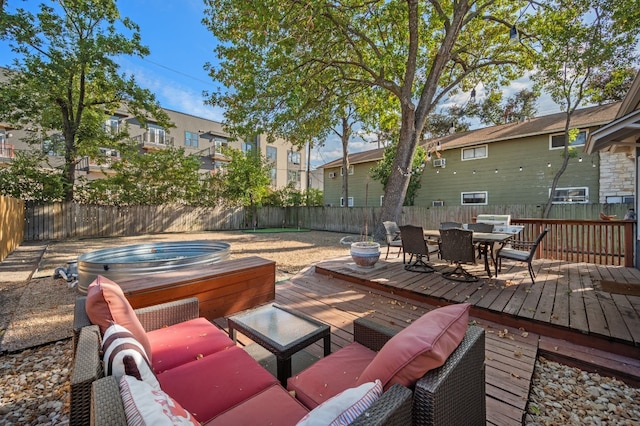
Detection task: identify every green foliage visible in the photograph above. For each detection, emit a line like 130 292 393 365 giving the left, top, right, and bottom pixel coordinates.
263 186 324 207
467 89 540 126
203 0 533 232
370 143 426 206
0 151 65 202
529 0 639 218
587 67 637 104
217 147 272 208
0 0 170 201
75 147 209 206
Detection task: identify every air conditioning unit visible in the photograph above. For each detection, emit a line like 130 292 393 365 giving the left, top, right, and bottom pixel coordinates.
433 158 446 167
432 200 445 207
328 172 336 178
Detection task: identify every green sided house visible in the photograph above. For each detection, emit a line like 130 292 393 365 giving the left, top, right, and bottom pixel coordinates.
321 102 631 208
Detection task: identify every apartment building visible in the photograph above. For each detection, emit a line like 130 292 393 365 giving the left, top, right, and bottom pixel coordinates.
0 106 307 191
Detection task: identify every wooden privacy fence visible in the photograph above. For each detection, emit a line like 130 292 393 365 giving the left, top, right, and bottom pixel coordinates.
1 195 24 262
24 203 249 240
19 202 635 267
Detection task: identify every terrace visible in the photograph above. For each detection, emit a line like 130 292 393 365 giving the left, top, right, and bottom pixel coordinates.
246 254 640 425
1 230 639 424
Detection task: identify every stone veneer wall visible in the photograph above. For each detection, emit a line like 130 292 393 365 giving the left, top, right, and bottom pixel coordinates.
598 152 635 203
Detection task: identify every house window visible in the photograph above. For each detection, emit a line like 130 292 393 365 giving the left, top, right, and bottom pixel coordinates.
287 170 300 184
266 146 277 162
461 191 488 205
606 195 635 204
43 134 65 156
550 130 587 149
105 116 121 134
550 187 588 203
212 136 228 149
461 145 487 160
270 167 277 185
185 131 199 148
148 125 167 144
242 139 256 155
340 197 354 207
340 165 355 176
288 150 301 165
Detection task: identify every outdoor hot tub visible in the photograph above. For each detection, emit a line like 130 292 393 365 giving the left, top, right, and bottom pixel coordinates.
76 240 231 294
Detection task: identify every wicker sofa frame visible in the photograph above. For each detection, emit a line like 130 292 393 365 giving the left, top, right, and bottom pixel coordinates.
72 297 485 425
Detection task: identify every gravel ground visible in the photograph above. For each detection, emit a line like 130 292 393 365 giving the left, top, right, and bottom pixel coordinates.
1 230 639 425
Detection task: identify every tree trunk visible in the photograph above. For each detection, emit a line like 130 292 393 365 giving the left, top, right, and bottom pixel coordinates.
340 116 351 207
542 113 573 218
375 106 418 240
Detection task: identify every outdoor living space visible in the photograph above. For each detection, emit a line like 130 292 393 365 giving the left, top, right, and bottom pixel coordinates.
2 230 640 425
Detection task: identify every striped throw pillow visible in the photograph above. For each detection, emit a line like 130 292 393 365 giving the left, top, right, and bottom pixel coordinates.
296 380 383 426
102 324 160 390
119 375 200 426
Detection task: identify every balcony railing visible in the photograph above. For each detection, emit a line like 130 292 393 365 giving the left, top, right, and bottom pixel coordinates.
133 133 174 149
512 218 635 267
0 144 15 159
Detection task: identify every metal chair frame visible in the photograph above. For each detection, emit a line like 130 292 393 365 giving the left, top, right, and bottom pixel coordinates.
439 228 478 282
382 221 403 260
399 225 434 273
496 228 549 283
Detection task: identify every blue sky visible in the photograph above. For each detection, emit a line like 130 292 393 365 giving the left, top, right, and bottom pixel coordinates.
0 0 561 169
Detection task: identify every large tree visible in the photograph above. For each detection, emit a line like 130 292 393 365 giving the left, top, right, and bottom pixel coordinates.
530 0 639 218
0 0 170 201
203 0 532 239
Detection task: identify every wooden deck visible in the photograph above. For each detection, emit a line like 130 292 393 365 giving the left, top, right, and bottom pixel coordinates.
226 255 640 425
259 265 537 425
315 255 640 360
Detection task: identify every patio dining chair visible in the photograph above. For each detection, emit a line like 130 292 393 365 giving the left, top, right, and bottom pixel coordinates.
382 221 403 260
399 225 434 273
440 221 463 230
467 223 495 259
496 228 549 283
439 228 478 282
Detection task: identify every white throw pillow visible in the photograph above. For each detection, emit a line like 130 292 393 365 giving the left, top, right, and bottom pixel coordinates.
296 380 383 426
119 375 200 426
102 323 160 390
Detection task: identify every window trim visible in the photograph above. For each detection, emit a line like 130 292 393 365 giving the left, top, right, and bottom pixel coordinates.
461 145 488 161
288 150 301 165
340 197 354 207
549 187 589 204
461 191 488 205
340 165 355 176
549 130 587 150
184 131 199 148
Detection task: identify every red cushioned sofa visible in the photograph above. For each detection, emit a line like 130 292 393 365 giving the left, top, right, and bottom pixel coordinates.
71 277 485 425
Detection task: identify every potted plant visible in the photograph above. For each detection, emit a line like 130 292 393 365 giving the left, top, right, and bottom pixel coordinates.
350 181 381 268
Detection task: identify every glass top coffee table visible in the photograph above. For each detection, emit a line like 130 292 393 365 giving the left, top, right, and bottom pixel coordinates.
227 304 331 386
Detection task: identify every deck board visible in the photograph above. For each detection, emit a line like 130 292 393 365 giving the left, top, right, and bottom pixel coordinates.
315 256 640 357
221 255 640 425
270 266 536 425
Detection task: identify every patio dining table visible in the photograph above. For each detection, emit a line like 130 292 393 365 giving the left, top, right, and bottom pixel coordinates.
424 230 513 277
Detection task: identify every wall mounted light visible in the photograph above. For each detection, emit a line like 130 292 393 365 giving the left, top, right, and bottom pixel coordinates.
547 162 551 168
519 166 523 171
453 171 457 175
578 157 583 162
473 170 476 174
495 169 499 174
